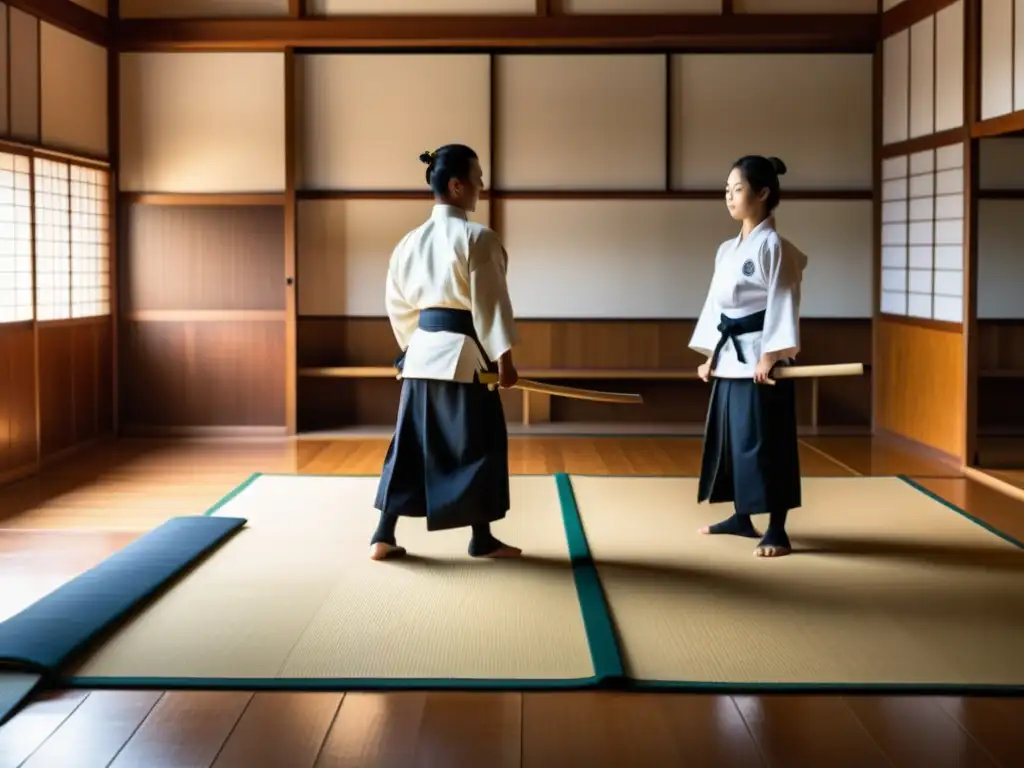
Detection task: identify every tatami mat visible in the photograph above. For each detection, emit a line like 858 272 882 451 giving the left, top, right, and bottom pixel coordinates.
55 473 1024 693
568 475 1024 690
66 474 596 687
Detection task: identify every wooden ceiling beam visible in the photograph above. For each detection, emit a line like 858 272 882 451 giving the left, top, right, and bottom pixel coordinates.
115 13 879 53
880 0 961 38
7 0 108 46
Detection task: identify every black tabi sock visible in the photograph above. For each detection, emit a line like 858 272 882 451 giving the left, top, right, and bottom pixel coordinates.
468 523 504 557
370 512 399 546
758 509 791 549
705 512 760 538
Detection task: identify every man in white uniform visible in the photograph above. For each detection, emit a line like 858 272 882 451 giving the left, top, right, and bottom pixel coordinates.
371 144 523 561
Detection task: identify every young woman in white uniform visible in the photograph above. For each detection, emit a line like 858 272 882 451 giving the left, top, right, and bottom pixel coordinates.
690 155 807 558
371 144 522 562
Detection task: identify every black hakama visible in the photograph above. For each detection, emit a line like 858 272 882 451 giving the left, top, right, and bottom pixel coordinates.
697 311 802 517
373 308 510 532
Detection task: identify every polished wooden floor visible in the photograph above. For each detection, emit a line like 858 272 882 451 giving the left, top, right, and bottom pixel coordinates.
1 435 1023 767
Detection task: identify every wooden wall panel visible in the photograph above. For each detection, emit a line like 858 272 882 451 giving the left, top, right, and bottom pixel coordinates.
9 7 39 143
40 22 108 158
119 53 286 193
0 6 7 136
119 320 286 429
978 200 1024 318
119 204 287 431
96 314 113 435
495 54 665 190
309 0 534 13
561 0 721 14
978 135 1024 186
297 318 872 372
672 54 872 189
0 8 115 482
121 0 286 16
883 2 965 143
299 53 490 191
980 0 1013 120
883 0 907 9
935 1 965 131
976 321 1024 436
736 0 877 10
37 318 112 459
978 137 1024 319
977 321 1024 371
0 322 36 481
883 30 910 145
1016 0 1024 110
909 17 935 138
297 317 872 430
122 204 285 312
875 318 965 458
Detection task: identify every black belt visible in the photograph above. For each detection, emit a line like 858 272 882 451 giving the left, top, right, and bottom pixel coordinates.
709 310 766 370
394 308 494 373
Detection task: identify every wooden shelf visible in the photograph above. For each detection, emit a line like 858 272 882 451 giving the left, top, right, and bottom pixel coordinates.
298 366 703 380
980 369 1024 379
298 364 873 430
300 366 397 378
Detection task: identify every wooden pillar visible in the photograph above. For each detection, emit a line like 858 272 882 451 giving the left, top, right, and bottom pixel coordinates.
963 0 981 467
284 47 298 435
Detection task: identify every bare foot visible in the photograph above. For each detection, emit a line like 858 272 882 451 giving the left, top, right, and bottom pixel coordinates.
369 542 407 561
478 544 523 559
754 545 791 558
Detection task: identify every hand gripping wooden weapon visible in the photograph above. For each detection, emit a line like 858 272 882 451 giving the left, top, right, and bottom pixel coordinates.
747 362 865 386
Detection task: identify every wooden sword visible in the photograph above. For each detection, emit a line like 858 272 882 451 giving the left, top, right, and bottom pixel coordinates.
476 374 644 404
394 372 643 404
716 362 866 386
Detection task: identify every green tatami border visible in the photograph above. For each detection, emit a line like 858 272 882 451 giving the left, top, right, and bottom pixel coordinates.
897 474 1024 551
554 472 625 685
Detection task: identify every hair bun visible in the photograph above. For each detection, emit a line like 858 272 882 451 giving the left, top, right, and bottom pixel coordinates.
419 150 434 165
768 156 787 175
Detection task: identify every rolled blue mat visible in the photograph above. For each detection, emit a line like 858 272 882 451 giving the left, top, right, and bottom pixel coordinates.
0 515 246 673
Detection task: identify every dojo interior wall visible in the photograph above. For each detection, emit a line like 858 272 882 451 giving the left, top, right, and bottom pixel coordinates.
117 51 287 433
879 0 1024 465
114 0 882 16
973 0 1024 468
976 137 1024 459
0 3 111 485
877 0 968 460
115 43 875 434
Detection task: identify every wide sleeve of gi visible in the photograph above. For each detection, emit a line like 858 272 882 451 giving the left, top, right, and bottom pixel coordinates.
469 229 519 362
384 247 418 352
688 245 725 358
758 234 802 360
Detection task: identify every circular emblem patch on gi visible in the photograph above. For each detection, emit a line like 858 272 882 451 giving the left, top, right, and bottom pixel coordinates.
741 259 756 277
